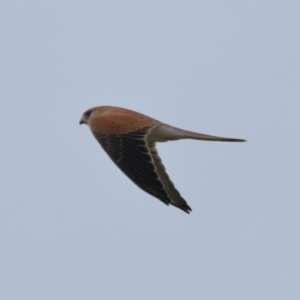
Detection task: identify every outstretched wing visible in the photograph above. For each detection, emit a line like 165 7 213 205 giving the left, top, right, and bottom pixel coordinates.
92 127 192 213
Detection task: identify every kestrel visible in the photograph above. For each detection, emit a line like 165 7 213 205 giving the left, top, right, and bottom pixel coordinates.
80 106 245 213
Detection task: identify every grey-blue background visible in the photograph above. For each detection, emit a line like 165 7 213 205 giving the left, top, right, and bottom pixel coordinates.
1 1 299 299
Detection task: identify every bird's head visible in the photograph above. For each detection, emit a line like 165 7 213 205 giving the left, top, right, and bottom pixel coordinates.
79 108 96 125
80 106 116 126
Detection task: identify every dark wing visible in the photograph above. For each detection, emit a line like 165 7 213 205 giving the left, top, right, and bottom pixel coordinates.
92 127 192 213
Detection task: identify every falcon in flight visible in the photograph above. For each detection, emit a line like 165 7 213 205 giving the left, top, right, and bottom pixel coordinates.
80 106 245 213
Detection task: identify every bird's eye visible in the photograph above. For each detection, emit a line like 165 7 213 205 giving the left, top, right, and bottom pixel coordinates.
85 111 92 118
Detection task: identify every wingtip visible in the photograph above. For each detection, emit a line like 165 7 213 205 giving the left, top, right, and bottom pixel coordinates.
182 207 192 214
173 203 192 214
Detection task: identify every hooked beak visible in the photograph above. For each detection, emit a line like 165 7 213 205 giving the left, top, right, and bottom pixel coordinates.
79 116 87 125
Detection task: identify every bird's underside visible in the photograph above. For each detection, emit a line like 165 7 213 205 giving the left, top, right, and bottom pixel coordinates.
80 106 246 214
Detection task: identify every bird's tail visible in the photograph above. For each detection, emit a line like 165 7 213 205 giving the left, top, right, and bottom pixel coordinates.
149 124 246 143
179 129 246 142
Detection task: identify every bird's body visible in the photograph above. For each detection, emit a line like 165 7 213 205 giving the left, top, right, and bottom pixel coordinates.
80 106 245 213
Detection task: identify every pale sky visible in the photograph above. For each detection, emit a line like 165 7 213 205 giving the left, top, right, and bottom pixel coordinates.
1 1 299 299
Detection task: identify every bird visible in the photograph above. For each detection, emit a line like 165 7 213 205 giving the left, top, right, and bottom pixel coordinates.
80 106 245 214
